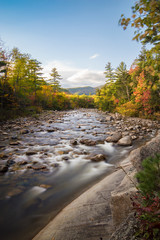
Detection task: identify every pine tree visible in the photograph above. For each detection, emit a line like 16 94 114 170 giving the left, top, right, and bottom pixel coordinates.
49 67 62 92
104 62 115 85
136 153 160 197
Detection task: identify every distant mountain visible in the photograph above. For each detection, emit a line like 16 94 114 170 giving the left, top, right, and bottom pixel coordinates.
67 86 96 95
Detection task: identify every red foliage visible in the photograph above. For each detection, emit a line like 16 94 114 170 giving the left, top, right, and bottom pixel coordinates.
133 71 152 115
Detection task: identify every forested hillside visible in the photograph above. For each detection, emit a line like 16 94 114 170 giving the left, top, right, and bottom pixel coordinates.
67 86 96 95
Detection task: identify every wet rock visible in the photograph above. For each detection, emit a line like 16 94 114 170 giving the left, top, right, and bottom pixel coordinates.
52 163 59 168
90 154 106 162
106 132 122 143
7 159 15 166
48 120 53 123
106 115 114 121
26 150 37 155
0 145 6 149
9 141 20 145
31 163 47 170
20 129 29 134
117 136 132 146
0 164 8 173
62 156 69 161
11 135 18 140
70 139 78 145
18 160 28 165
0 153 8 159
39 184 51 189
131 135 138 140
47 128 55 132
80 139 97 146
115 112 122 120
7 188 24 197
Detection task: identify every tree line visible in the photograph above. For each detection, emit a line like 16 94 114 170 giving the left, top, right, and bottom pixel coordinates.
0 0 160 120
0 44 95 120
95 0 160 119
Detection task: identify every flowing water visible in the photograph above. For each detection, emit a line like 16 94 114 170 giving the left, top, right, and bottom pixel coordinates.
0 109 156 240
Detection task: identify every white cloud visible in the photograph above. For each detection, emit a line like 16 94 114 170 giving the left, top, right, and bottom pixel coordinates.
42 60 105 88
89 54 99 60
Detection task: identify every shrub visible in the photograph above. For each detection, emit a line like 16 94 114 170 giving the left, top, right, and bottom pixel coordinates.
132 154 160 239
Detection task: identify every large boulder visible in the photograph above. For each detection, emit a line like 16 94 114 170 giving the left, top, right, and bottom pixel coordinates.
117 136 132 146
106 132 122 143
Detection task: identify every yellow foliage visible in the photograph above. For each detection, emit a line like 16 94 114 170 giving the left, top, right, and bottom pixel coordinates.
116 101 139 117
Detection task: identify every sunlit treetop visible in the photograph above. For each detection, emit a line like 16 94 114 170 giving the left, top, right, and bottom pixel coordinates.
119 0 160 52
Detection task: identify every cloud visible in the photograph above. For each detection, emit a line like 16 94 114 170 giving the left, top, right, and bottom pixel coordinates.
42 60 105 88
89 54 99 60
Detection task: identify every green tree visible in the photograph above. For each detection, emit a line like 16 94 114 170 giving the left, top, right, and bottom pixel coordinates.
49 67 62 92
27 59 44 104
119 0 160 52
115 62 131 102
104 62 115 85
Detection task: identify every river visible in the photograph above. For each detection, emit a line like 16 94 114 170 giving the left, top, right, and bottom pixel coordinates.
0 109 157 240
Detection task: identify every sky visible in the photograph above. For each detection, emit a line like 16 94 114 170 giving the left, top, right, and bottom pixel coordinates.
0 0 142 88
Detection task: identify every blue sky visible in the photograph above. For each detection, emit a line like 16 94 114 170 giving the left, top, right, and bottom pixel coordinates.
0 0 142 88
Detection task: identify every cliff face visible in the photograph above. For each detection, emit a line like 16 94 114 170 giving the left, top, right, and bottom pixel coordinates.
109 130 160 240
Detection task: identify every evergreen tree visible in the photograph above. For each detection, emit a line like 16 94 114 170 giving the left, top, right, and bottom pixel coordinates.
104 62 115 85
49 67 62 92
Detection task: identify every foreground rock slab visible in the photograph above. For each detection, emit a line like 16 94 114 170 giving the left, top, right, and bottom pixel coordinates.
33 167 126 240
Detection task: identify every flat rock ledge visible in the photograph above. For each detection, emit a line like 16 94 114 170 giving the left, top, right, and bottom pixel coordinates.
33 131 160 240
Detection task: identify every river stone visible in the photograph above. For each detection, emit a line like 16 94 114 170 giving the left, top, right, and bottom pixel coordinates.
80 139 97 146
18 160 28 165
9 141 20 145
26 150 37 155
90 154 106 162
106 116 113 121
0 153 8 159
0 164 8 173
70 139 78 145
20 129 29 134
31 163 47 170
47 129 55 132
117 136 132 146
106 132 122 143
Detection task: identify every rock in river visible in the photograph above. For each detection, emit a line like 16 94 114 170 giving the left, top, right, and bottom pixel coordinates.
106 132 122 143
90 154 106 162
80 139 97 146
26 150 37 156
117 136 132 146
31 163 47 171
20 129 29 134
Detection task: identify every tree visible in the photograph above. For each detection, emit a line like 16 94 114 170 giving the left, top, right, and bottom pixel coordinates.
27 59 44 104
104 62 115 85
115 62 131 101
49 67 62 92
119 0 160 52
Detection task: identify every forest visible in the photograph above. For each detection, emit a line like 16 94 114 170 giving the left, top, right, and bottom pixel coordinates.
0 0 159 121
